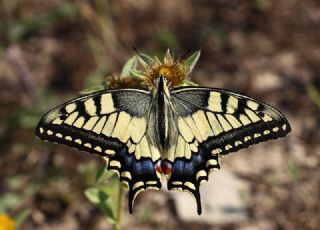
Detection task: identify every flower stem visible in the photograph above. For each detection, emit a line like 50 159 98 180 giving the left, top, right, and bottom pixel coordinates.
114 181 124 230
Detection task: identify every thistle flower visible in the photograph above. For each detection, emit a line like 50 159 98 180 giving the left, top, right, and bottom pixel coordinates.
138 49 201 89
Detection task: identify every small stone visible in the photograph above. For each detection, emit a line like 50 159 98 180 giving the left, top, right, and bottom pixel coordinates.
171 170 249 224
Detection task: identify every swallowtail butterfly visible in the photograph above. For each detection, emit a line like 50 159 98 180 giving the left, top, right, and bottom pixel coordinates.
35 50 291 214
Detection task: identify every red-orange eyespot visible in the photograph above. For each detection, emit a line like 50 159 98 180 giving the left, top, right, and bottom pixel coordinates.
161 161 172 175
156 161 163 173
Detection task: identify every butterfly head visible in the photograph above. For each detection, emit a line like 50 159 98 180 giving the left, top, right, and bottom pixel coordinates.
155 75 167 87
154 75 173 96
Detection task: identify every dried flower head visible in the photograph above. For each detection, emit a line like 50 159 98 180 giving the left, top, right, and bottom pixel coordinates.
105 75 147 90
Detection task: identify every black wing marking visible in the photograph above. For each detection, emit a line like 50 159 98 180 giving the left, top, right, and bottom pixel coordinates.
167 86 291 214
35 89 162 213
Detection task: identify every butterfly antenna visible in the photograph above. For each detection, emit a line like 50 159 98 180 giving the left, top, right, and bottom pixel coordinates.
174 48 192 66
132 46 140 55
180 48 192 61
132 46 153 69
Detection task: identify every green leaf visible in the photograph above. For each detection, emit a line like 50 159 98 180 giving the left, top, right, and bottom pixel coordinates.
183 50 201 74
85 187 102 204
96 164 107 182
0 194 22 213
137 53 153 67
120 56 138 77
181 80 199 86
130 69 145 79
95 165 114 182
85 187 116 222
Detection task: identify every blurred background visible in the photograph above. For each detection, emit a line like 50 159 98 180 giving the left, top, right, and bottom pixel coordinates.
0 0 319 229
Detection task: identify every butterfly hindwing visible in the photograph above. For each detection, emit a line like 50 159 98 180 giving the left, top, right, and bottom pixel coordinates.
167 87 291 214
35 89 162 212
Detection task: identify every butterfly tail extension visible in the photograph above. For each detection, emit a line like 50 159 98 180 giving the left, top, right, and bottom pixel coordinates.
116 157 161 214
166 163 205 215
167 144 221 215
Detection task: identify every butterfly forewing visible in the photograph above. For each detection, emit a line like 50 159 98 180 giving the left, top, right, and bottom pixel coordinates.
35 89 162 213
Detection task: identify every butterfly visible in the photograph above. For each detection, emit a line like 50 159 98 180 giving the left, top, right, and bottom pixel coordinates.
35 50 291 215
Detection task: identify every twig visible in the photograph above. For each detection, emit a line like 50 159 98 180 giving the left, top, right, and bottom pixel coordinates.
6 45 39 104
114 181 124 230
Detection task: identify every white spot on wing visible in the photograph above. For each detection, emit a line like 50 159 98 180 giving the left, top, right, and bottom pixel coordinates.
109 160 121 168
105 149 115 155
196 170 207 180
273 127 279 132
133 181 144 190
206 159 218 167
75 139 82 144
94 146 102 152
121 171 132 180
184 182 196 190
